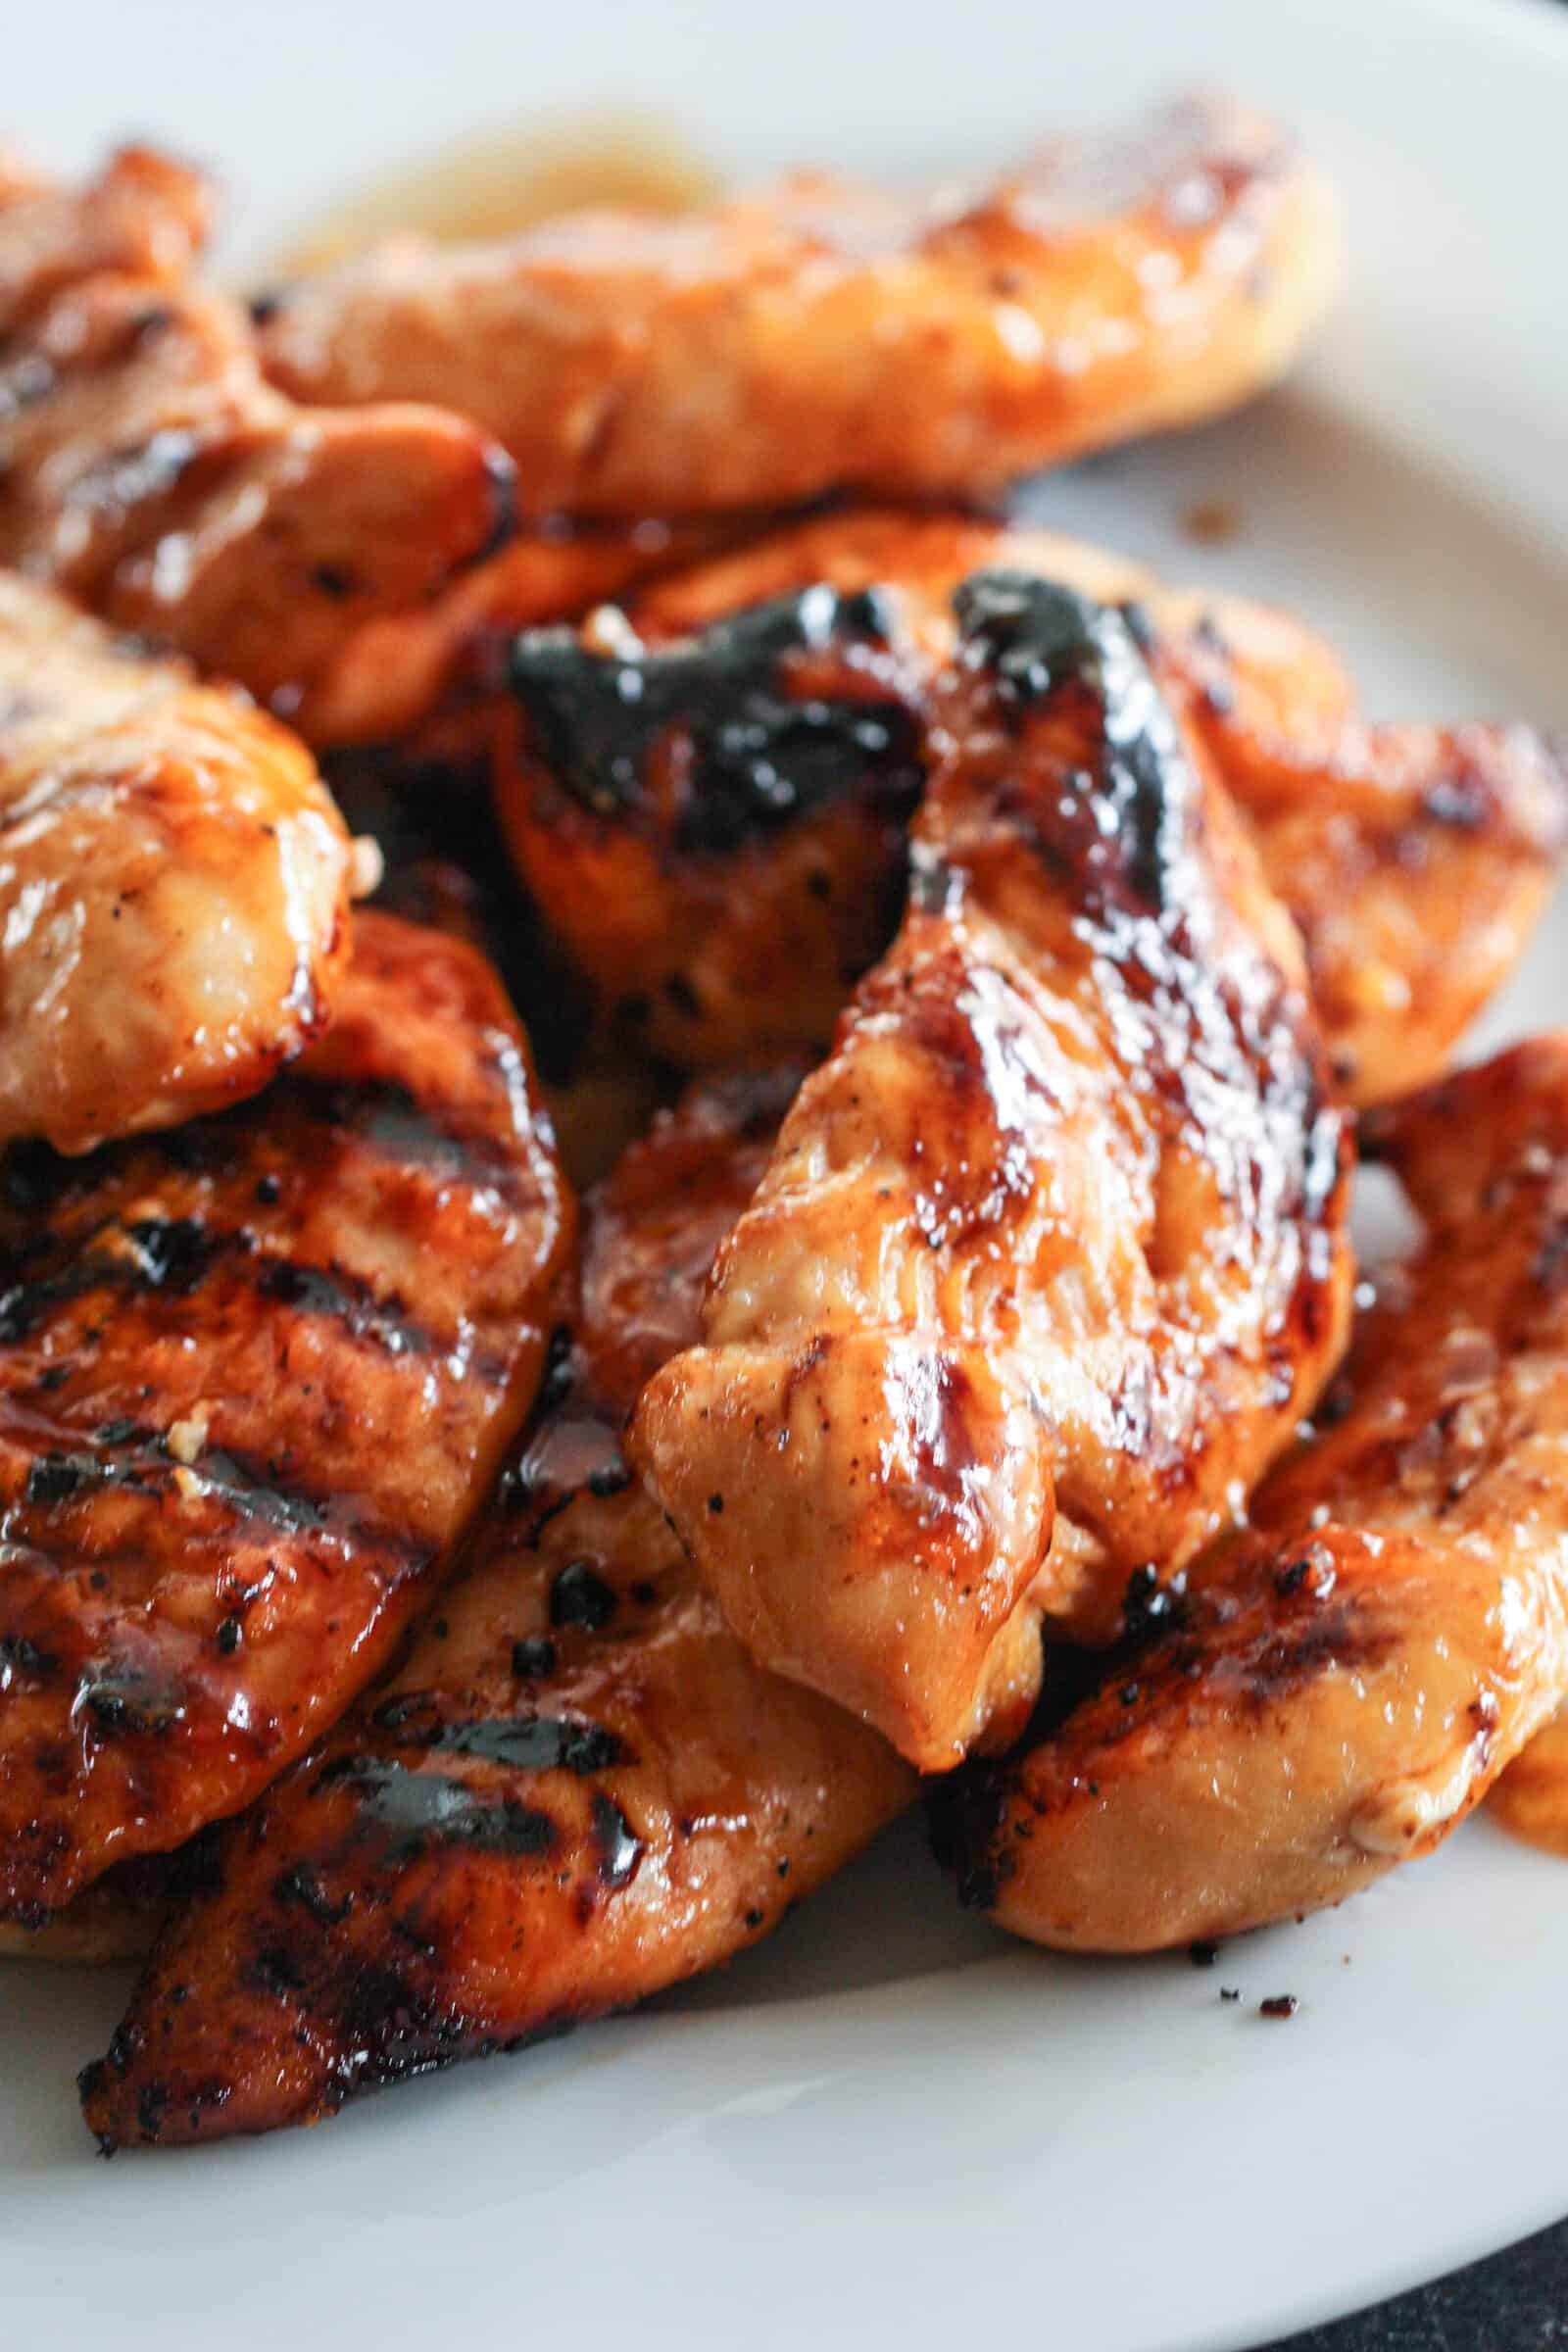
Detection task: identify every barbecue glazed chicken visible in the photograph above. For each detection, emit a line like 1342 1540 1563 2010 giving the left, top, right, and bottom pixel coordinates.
931 1039 1568 1947
631 578 1355 1768
498 511 1565 1093
0 82 1560 2171
0 912 571 1923
0 150 514 721
256 95 1338 518
0 573 355 1154
80 1066 911 2148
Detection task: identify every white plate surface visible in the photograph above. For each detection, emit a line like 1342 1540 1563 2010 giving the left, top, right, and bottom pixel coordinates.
5 2 1568 2346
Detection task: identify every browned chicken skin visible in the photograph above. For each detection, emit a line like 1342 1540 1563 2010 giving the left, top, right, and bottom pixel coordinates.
0 153 515 718
0 572 354 1154
0 911 572 1921
497 511 1565 1092
79 1066 911 2149
631 578 1354 1768
932 1039 1568 1947
255 95 1338 519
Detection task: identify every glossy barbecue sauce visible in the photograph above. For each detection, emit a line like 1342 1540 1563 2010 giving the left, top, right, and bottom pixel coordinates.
271 113 718 274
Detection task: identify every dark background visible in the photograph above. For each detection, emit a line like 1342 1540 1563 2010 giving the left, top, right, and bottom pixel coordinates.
1264 2217 1565 2349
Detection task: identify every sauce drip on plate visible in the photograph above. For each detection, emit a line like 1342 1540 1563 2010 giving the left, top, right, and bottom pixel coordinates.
275 111 718 273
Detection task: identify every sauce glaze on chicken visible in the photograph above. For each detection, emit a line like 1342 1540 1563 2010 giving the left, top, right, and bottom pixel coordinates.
0 573 354 1154
79 1065 909 2147
931 1039 1568 1944
0 911 571 1921
631 578 1353 1767
256 96 1338 518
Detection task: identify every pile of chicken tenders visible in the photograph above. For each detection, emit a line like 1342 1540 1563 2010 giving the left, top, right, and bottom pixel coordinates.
1 94 1565 2150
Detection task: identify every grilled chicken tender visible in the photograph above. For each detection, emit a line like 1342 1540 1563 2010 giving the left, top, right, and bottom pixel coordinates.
0 911 572 1921
498 511 1565 1089
631 578 1354 1769
0 573 355 1154
0 155 514 718
256 94 1338 519
931 1038 1568 1946
79 1067 912 2149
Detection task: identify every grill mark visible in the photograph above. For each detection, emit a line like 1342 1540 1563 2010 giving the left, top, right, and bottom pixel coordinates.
5 1422 434 1561
0 1218 457 1369
258 1260 427 1358
0 1217 231 1342
368 1705 624 1777
0 1073 520 1244
315 1754 560 1863
284 1075 521 1187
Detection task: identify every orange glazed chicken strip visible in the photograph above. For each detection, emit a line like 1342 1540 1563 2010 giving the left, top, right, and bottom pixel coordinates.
0 152 514 718
0 573 353 1154
0 912 572 1921
931 1039 1568 1946
256 95 1338 518
631 577 1354 1768
80 1068 911 2149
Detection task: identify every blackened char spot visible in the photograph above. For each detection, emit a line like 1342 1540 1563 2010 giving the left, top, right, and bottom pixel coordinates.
17 1422 332 1538
288 1074 508 1182
74 1665 184 1737
466 446 519 573
549 1560 617 1632
591 1791 643 1889
0 1215 225 1342
508 585 924 855
274 1864 353 1927
0 1633 57 1681
260 1257 426 1356
952 572 1191 918
926 1759 1013 1913
371 1706 623 1777
318 1755 558 1863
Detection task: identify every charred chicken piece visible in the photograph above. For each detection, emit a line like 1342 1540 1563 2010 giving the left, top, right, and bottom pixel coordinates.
79 1065 911 2148
932 1038 1568 1947
256 95 1338 518
497 511 1564 1090
0 571 355 1154
0 910 572 1921
631 578 1354 1768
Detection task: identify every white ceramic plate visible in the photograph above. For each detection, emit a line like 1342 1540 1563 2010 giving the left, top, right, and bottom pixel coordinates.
6 1 1568 2344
